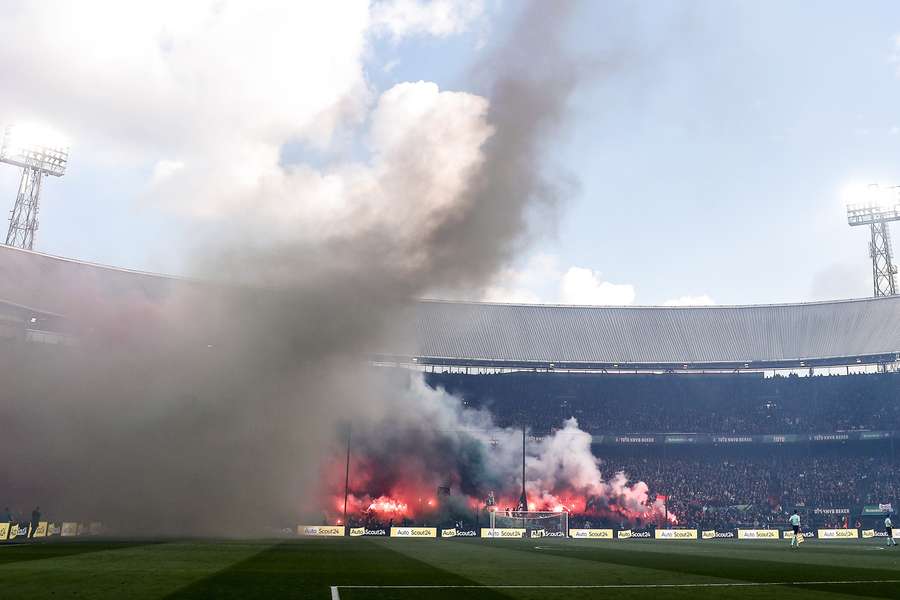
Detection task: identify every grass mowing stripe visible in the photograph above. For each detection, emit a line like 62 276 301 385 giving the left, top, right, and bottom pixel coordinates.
0 540 160 566
379 537 695 589
1 540 276 599
500 541 900 598
166 539 509 599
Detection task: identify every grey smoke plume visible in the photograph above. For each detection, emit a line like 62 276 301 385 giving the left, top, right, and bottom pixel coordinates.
0 1 583 534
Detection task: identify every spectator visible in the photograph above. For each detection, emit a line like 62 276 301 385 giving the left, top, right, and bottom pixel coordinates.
28 506 40 539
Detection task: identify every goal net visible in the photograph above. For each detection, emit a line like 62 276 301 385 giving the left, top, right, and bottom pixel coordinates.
486 510 569 538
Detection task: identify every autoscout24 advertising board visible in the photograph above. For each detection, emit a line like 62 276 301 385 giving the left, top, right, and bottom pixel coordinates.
569 529 614 539
349 527 387 537
617 529 652 540
481 528 526 538
32 522 48 538
440 528 478 538
737 529 780 540
298 525 345 537
6 524 28 539
655 529 698 540
783 530 816 539
702 530 735 539
390 527 436 538
818 529 858 539
862 529 900 538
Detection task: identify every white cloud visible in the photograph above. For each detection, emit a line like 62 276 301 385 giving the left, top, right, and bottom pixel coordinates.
559 267 636 306
0 0 488 225
662 295 715 306
277 81 494 247
481 256 637 306
372 0 484 38
482 254 560 304
151 160 185 184
483 256 715 307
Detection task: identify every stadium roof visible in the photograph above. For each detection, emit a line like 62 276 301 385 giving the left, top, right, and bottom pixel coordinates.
2 245 899 370
395 298 900 370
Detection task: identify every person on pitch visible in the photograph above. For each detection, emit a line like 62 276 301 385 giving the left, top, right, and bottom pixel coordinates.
886 514 897 547
789 510 802 548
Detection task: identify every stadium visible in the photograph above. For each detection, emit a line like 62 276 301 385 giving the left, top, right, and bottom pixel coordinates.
4 244 900 598
5 2 900 599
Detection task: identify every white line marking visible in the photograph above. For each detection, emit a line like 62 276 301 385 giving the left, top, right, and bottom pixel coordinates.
336 579 900 590
330 585 341 599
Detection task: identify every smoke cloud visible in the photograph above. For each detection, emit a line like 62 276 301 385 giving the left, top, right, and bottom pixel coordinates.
0 1 659 535
334 373 671 527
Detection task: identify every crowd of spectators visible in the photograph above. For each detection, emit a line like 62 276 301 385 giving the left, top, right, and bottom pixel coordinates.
428 371 900 435
596 452 897 528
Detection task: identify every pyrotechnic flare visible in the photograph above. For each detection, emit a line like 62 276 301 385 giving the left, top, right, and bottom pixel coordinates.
324 375 674 527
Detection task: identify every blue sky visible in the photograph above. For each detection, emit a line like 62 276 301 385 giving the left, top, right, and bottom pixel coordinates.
3 0 900 305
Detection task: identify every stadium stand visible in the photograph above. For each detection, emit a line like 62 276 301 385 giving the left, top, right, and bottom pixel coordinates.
425 371 900 529
3 245 900 530
426 371 900 435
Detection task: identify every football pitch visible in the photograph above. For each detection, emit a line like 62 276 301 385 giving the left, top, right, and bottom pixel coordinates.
3 538 900 599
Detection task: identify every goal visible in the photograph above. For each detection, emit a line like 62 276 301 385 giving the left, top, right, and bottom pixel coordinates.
486 510 569 538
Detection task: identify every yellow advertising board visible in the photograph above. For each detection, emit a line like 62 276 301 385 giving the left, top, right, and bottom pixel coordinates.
737 529 780 540
298 525 345 537
655 529 698 540
0 523 9 540
569 529 614 539
481 528 526 538
391 527 437 538
8 524 26 538
61 522 79 537
818 529 858 539
862 529 876 538
32 522 48 538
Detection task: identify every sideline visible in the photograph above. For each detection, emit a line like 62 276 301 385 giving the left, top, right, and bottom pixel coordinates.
333 578 900 593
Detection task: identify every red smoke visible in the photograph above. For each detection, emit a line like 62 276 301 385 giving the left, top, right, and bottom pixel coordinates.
315 378 676 527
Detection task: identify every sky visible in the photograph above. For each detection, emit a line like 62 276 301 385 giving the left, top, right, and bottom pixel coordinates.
2 0 900 306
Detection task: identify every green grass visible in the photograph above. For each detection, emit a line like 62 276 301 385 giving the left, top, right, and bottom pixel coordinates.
2 538 900 599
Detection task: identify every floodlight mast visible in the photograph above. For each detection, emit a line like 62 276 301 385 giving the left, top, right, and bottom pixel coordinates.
0 124 69 250
846 185 900 297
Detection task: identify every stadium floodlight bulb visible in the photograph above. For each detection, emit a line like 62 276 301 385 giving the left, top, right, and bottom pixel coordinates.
0 123 70 177
842 182 899 209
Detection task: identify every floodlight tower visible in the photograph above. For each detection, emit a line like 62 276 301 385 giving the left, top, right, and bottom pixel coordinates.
846 184 900 297
0 124 69 250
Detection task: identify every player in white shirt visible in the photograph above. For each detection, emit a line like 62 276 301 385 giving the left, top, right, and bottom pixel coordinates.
789 511 801 548
886 516 897 547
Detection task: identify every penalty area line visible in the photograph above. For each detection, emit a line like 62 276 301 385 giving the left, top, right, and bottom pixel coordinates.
333 579 900 592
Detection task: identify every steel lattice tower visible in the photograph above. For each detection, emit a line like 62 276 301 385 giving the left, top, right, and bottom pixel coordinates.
847 186 900 297
0 124 69 251
868 221 897 296
6 166 45 250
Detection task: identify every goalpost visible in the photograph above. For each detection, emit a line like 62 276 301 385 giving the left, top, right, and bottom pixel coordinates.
487 510 569 538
